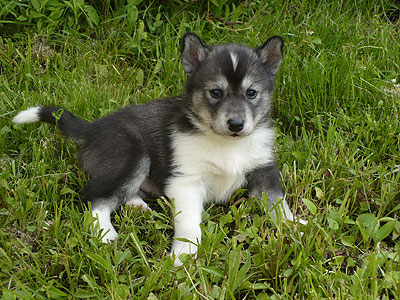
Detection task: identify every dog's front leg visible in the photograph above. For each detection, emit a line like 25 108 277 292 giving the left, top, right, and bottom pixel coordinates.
247 163 302 223
167 182 205 267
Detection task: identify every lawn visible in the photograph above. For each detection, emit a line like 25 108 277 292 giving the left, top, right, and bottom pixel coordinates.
1 1 399 299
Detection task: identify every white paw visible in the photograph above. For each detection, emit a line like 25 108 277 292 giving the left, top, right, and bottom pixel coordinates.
298 218 307 225
90 222 118 243
100 227 118 243
170 240 198 267
92 206 118 243
126 196 150 212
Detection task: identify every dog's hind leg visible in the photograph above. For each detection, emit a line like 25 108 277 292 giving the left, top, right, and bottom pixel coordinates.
88 157 150 242
91 196 120 242
87 156 150 242
123 157 151 212
81 132 151 242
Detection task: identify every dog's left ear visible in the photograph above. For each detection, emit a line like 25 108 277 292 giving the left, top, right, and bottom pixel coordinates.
181 33 210 75
256 36 284 76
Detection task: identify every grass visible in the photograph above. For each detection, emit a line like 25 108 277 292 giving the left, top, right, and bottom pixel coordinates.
1 0 400 299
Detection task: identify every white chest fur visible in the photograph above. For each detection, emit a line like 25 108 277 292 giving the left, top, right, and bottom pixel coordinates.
167 126 275 203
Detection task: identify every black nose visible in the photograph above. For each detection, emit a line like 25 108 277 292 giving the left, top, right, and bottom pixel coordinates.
227 118 244 133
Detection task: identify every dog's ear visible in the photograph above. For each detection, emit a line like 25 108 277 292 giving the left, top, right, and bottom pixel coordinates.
181 33 210 75
256 36 284 76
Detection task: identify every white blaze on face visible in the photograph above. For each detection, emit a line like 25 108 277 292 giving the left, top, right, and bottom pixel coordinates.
230 52 239 72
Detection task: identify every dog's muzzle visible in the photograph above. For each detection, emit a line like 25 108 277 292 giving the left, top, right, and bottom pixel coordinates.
227 118 244 133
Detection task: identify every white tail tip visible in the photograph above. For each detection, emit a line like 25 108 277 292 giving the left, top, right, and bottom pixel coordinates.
13 107 41 124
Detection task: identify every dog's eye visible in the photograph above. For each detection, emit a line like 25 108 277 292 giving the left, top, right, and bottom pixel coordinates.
210 89 224 99
246 89 258 99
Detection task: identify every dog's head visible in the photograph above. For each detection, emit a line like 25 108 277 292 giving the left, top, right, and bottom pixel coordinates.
181 33 283 137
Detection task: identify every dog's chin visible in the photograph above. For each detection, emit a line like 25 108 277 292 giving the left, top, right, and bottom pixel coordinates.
229 132 249 138
229 132 252 138
211 127 252 138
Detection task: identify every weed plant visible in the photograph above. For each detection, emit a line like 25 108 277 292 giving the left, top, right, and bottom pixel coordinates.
1 1 399 299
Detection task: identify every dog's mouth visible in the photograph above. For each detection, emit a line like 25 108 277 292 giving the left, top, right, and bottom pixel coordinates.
209 123 250 138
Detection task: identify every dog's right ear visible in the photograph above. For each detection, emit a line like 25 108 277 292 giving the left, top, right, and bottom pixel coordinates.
181 33 210 75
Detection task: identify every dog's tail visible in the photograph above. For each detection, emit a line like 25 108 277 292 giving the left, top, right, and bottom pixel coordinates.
13 106 90 142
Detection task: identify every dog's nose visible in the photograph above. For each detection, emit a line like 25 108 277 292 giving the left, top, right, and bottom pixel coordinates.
227 118 244 132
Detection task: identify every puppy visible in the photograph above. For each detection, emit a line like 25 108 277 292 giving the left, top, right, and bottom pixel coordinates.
13 33 303 266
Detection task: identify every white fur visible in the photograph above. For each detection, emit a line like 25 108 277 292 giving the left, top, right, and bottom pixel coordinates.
166 126 275 265
168 182 204 266
126 196 149 212
169 125 275 201
92 205 118 243
230 52 238 72
13 107 41 124
215 76 229 90
241 76 253 90
204 76 229 92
